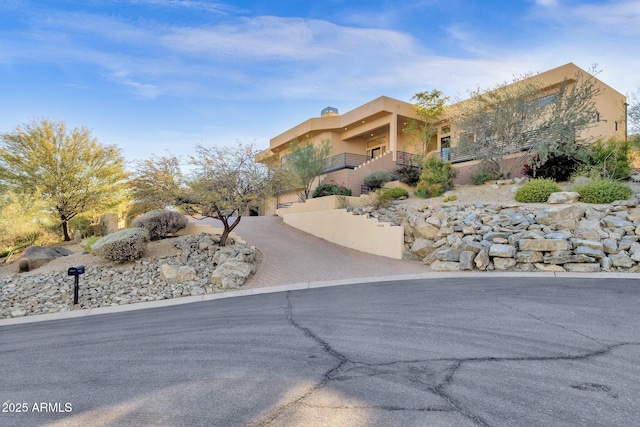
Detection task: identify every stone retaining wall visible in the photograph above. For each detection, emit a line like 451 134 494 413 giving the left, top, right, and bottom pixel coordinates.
353 199 640 273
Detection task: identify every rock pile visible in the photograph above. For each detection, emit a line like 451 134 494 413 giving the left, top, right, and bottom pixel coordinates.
354 197 640 273
1 234 258 319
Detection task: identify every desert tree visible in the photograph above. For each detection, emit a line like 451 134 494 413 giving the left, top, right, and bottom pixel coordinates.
451 73 548 178
128 154 184 220
0 119 129 241
0 190 51 250
404 89 449 158
177 142 272 246
629 88 640 144
279 138 332 201
452 66 602 178
530 66 603 172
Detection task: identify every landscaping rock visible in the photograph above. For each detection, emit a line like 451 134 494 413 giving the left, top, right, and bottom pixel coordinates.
1 233 258 319
159 264 198 284
459 251 475 270
535 205 586 226
547 192 580 204
489 244 516 258
494 258 516 270
430 261 461 272
474 248 490 271
410 238 437 258
20 246 73 271
211 261 254 289
519 239 569 252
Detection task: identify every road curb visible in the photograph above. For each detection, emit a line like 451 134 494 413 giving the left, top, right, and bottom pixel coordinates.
2 271 639 327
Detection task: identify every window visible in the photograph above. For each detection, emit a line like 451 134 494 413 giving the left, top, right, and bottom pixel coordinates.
596 112 600 122
615 121 618 131
440 136 451 162
441 125 450 134
537 94 556 108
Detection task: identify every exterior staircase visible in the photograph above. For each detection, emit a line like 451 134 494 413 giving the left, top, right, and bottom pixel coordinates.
320 151 396 196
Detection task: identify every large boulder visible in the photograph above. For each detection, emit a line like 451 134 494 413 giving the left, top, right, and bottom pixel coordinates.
547 192 580 204
131 210 188 240
91 228 150 262
410 238 437 258
414 219 440 240
489 244 516 258
211 261 254 289
20 246 73 271
535 205 586 226
159 264 198 284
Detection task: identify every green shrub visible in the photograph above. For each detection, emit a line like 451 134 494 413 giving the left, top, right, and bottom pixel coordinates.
514 179 562 203
363 170 391 190
312 182 352 198
586 138 631 180
83 235 100 253
570 179 633 203
393 165 421 186
379 187 409 200
131 209 188 240
522 154 582 181
470 170 500 185
414 155 456 198
91 227 150 262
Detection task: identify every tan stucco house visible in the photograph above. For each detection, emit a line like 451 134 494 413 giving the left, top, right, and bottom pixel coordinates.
257 63 627 215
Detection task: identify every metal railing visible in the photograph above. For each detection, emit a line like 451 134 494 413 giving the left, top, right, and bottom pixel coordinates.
321 153 369 173
395 151 424 167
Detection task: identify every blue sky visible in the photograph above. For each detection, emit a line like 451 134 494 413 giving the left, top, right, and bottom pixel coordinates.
1 0 638 166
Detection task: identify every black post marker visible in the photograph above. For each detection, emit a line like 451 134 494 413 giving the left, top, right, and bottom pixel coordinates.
67 265 85 305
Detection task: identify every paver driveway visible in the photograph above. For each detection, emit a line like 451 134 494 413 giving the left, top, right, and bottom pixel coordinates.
201 216 428 288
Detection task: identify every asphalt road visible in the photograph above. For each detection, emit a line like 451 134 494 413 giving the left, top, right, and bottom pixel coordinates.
1 277 639 427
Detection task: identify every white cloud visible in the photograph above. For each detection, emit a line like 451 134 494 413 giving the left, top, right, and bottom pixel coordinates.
571 0 640 30
116 0 237 15
159 16 417 61
534 0 558 7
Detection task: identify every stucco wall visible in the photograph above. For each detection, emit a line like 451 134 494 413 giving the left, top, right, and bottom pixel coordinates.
282 209 404 259
453 152 533 185
275 194 373 216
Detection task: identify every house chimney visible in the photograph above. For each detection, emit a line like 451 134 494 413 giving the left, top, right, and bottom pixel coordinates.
321 106 339 117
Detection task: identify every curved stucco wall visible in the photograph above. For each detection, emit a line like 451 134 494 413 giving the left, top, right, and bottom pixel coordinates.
283 209 404 259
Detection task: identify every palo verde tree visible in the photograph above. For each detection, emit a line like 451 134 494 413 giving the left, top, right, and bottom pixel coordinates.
177 143 272 246
405 89 449 158
128 155 184 220
452 66 602 178
0 119 129 241
280 138 331 201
